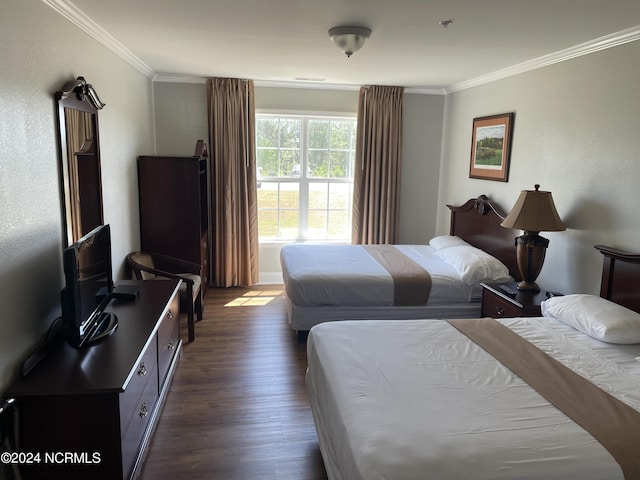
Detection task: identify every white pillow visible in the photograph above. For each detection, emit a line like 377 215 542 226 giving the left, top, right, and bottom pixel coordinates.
429 235 471 251
541 294 640 344
435 245 511 285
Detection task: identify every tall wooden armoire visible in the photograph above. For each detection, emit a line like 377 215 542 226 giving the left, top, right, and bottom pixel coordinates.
137 152 210 294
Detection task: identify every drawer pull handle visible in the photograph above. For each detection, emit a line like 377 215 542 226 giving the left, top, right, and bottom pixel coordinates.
137 363 147 376
167 310 174 320
139 403 148 418
496 306 505 316
167 341 175 351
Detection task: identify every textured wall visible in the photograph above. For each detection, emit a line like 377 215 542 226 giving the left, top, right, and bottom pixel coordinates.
439 41 640 294
0 1 154 391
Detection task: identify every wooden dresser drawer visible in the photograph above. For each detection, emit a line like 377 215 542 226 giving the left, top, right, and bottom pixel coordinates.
120 360 158 479
157 293 180 388
119 340 158 438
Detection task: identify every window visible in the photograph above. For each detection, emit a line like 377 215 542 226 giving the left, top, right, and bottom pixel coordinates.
256 114 357 242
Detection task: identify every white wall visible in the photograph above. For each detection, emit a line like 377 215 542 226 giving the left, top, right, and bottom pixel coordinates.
0 1 154 391
439 41 640 295
153 83 363 155
153 82 208 155
400 93 445 244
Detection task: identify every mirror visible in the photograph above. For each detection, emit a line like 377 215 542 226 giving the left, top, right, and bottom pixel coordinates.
55 76 106 246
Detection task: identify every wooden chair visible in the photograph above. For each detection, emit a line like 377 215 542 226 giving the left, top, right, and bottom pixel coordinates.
126 252 203 341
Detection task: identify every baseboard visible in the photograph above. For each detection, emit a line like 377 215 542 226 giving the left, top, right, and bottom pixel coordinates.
258 272 284 284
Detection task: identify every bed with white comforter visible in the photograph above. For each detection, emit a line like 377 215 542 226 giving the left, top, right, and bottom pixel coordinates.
281 237 512 331
306 310 640 480
280 196 522 332
282 243 496 307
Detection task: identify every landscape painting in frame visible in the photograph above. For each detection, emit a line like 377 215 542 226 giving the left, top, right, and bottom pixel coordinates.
469 113 514 182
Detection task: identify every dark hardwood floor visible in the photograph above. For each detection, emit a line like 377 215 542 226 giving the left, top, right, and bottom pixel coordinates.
139 285 328 480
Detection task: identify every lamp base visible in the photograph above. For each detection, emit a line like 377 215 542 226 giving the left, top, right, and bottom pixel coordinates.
516 280 541 292
514 232 549 293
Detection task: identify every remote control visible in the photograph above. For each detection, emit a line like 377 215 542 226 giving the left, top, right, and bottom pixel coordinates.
545 290 563 298
499 285 517 296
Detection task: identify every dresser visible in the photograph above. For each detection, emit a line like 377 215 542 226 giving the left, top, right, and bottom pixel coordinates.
138 154 210 294
6 280 181 480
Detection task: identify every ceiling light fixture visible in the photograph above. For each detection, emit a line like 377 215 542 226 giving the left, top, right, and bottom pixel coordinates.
328 26 372 58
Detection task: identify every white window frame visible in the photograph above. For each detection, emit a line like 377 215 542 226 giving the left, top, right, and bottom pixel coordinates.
256 111 357 244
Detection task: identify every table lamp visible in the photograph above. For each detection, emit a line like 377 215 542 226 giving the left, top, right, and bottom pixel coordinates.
500 184 566 292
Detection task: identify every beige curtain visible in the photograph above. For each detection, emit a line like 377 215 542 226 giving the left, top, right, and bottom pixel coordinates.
352 85 404 245
206 78 259 287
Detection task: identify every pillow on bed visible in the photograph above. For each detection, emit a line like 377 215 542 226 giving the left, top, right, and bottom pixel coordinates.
435 245 510 285
541 294 640 344
429 235 471 251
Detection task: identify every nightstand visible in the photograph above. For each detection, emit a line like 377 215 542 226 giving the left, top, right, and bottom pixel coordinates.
480 282 553 318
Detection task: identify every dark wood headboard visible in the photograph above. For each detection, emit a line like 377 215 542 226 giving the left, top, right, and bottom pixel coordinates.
447 195 520 281
595 245 640 314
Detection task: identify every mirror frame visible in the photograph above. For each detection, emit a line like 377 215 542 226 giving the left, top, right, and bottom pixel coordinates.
55 76 106 246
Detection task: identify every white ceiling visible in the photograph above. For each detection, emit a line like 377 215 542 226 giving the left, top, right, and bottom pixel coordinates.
48 0 640 92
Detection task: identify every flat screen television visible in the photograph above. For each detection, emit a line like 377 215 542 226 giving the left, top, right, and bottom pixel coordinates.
61 224 117 348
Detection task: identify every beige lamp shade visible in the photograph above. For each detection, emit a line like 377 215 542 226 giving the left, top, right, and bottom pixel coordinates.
500 184 566 232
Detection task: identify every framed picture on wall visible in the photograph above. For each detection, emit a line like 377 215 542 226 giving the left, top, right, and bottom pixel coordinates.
469 113 514 182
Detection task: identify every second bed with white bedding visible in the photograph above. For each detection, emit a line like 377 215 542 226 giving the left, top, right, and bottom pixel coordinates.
281 241 513 331
280 196 522 331
281 243 485 307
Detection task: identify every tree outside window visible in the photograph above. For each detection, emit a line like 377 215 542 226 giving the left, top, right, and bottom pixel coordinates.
256 114 357 242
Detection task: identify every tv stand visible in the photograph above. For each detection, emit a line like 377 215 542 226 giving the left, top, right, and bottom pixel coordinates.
84 311 118 345
6 280 182 480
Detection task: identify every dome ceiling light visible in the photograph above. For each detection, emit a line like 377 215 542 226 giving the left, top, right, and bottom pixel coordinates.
328 26 372 58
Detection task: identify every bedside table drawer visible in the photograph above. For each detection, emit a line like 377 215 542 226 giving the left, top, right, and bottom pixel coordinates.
480 282 546 318
482 293 525 318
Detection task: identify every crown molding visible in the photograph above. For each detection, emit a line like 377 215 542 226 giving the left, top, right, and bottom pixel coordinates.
154 75 447 95
152 74 206 84
41 0 155 78
153 76 363 91
404 86 447 95
152 76 362 91
447 26 640 93
255 80 359 91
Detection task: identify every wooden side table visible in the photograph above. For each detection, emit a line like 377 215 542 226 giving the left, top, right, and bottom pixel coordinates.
480 282 553 318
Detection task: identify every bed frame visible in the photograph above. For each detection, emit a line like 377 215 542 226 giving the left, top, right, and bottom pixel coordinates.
595 244 640 313
447 194 519 281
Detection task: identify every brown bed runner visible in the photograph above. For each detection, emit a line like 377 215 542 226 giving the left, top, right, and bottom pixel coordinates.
363 245 432 306
448 317 640 480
